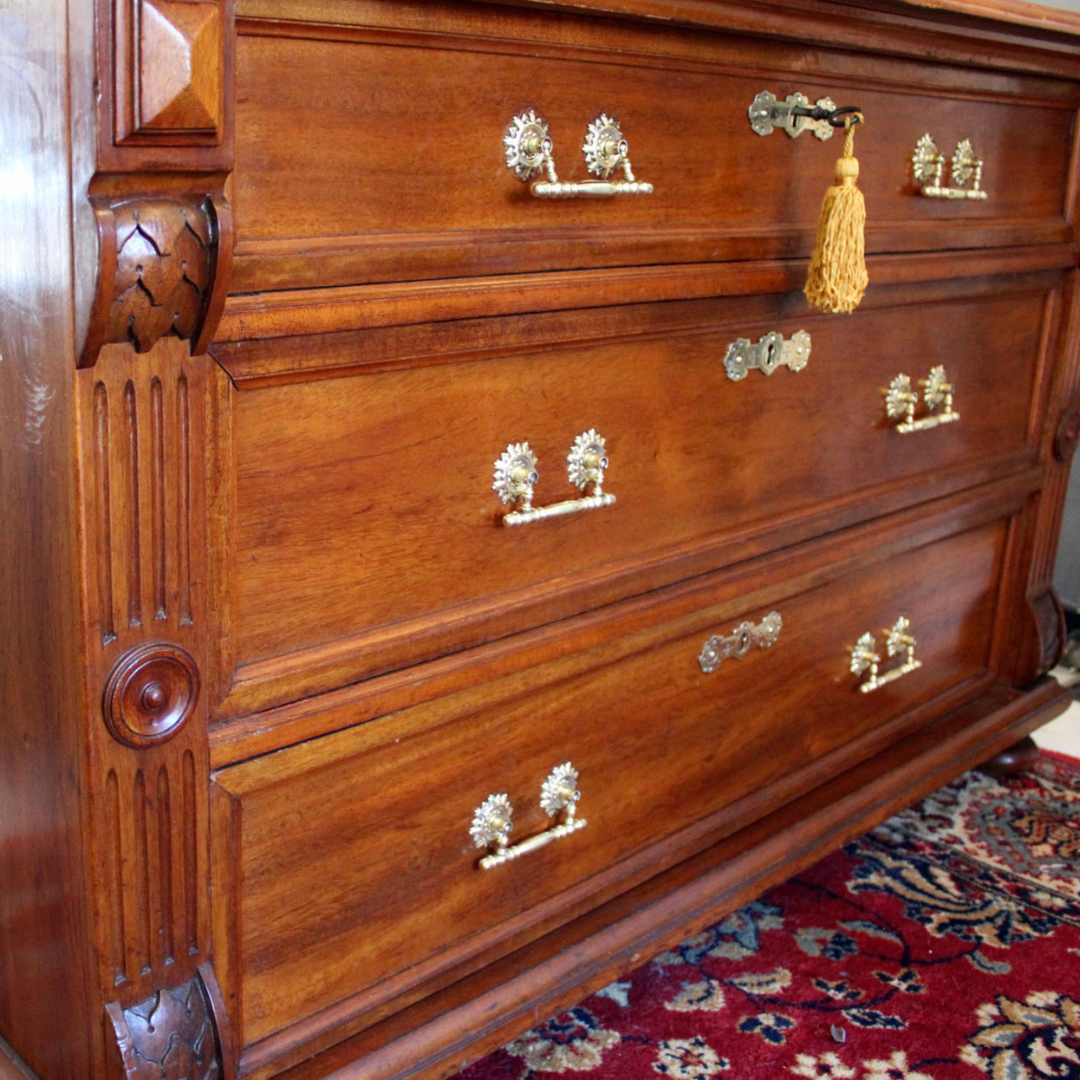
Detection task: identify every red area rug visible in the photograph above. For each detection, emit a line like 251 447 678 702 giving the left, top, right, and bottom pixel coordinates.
456 751 1080 1080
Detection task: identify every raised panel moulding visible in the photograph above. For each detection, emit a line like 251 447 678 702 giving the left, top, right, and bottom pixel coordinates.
138 0 221 135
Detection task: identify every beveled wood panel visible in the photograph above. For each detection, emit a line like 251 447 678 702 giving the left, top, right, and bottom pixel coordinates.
112 0 225 144
230 0 1077 294
247 679 1070 1080
207 472 1037 765
214 516 1006 1051
221 278 1052 712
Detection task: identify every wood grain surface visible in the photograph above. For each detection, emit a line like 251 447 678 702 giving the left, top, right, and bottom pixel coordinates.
0 0 96 1075
230 0 1077 294
217 515 1006 1049
3 0 1079 1077
218 278 1053 713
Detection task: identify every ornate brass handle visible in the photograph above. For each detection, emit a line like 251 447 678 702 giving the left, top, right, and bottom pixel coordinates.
493 430 617 526
849 616 921 692
912 134 987 200
699 612 783 672
884 365 959 433
504 111 653 198
723 330 811 381
470 763 587 870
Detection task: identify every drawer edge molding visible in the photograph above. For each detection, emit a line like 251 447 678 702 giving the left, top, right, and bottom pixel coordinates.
210 461 1040 729
211 471 1034 782
216 244 1078 344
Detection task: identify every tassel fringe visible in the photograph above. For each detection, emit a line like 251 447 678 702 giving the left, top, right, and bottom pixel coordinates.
804 120 868 315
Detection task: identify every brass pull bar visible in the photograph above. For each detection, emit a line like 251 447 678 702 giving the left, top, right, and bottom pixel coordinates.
504 493 617 527
912 134 987 200
494 430 616 526
850 616 921 693
530 179 653 198
505 111 653 199
471 763 586 870
699 612 783 673
884 365 959 433
723 330 811 381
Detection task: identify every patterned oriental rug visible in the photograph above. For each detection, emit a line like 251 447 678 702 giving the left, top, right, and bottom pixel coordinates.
456 751 1080 1080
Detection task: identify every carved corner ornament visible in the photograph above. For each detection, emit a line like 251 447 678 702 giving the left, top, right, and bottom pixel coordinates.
1054 400 1080 463
103 641 200 748
1031 587 1067 676
106 964 231 1080
115 0 225 145
81 193 233 368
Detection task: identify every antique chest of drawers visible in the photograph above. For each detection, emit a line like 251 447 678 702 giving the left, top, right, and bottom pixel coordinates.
3 0 1080 1078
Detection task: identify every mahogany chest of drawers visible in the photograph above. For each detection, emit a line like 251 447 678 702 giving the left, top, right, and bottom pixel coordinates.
3 0 1080 1077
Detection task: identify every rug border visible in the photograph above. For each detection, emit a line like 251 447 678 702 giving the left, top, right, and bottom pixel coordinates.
1036 747 1080 768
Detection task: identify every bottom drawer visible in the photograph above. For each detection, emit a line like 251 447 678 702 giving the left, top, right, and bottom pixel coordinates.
213 515 1007 1052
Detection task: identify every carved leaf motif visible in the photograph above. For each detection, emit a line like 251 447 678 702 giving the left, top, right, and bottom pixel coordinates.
104 199 213 354
118 978 221 1080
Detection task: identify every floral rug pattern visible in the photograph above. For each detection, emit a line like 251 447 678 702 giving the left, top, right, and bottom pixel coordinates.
457 753 1080 1080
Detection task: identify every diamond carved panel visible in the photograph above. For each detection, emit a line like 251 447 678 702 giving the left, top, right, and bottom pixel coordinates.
114 0 223 144
139 0 220 132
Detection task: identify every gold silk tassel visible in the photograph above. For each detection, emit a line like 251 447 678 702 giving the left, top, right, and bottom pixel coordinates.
804 117 868 314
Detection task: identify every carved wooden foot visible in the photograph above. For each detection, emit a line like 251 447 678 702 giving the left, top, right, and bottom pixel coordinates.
978 735 1041 778
105 965 228 1080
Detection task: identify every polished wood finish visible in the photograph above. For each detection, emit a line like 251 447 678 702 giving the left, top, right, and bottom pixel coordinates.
217 276 1053 712
221 516 1006 1050
0 1 96 1076
283 677 1070 1080
112 0 225 144
978 733 1042 775
231 0 1077 294
2 0 1079 1078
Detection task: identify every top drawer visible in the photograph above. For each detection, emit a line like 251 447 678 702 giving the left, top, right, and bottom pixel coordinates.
232 0 1078 295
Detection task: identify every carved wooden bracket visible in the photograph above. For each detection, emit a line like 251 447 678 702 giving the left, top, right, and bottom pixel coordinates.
81 194 233 367
106 964 231 1080
1054 400 1080 463
1031 587 1066 676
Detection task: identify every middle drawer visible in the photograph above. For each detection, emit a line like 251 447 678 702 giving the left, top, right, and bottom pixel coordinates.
216 275 1051 713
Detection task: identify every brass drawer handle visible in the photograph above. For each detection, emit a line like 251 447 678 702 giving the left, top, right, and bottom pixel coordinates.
849 616 921 692
912 134 987 200
470 763 587 870
884 365 959 433
504 111 653 198
699 612 782 672
724 330 811 381
493 430 617 526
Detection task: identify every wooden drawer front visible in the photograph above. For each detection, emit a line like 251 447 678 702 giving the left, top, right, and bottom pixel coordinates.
216 517 1006 1048
226 280 1048 708
232 2 1076 294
